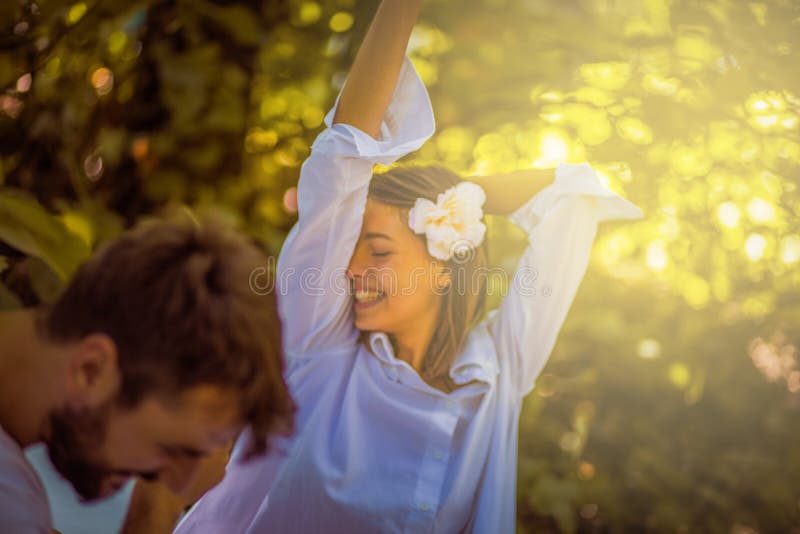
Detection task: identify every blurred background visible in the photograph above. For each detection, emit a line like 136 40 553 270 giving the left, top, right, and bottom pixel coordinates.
1 0 798 532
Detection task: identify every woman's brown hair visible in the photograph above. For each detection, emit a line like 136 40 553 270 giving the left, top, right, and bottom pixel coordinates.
366 166 489 392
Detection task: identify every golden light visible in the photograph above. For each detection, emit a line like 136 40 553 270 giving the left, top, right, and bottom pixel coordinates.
788 371 800 393
746 198 775 223
745 91 791 131
748 99 769 112
535 373 558 398
436 126 473 161
668 363 691 389
780 235 800 264
260 96 287 119
90 67 113 96
533 130 569 167
329 12 353 33
646 241 669 271
577 462 595 480
616 116 653 145
301 106 324 129
752 115 779 129
637 338 662 359
642 73 680 96
108 31 127 56
298 2 322 26
780 115 798 129
16 73 31 93
539 106 563 123
538 91 564 103
579 62 631 91
245 128 279 153
744 233 767 261
282 187 298 213
681 274 710 309
66 3 87 26
559 431 581 453
716 202 740 228
578 110 612 145
131 136 149 161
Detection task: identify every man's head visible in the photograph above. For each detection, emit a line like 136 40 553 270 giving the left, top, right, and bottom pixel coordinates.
35 215 294 501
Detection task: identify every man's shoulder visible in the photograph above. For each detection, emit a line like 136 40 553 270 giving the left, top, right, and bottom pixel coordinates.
0 424 52 533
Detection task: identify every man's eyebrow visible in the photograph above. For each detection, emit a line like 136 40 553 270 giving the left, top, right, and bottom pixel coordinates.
364 232 394 241
160 443 208 458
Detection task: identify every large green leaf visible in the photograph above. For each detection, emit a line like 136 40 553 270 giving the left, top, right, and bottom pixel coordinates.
0 189 90 281
0 280 21 310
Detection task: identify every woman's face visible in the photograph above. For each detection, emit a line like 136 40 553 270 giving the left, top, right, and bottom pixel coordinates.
346 198 450 335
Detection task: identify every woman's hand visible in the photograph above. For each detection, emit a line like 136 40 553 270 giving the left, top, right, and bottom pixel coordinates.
467 168 556 216
332 0 424 139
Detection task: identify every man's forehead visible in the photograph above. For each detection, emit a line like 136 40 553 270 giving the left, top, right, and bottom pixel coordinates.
130 385 244 433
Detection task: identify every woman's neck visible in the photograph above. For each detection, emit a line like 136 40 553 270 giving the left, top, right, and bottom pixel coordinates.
391 302 441 372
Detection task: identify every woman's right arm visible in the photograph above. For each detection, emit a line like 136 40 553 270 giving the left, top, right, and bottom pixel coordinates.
277 0 433 362
333 1 423 137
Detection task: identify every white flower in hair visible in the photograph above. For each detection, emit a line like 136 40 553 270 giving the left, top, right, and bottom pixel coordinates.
408 181 487 261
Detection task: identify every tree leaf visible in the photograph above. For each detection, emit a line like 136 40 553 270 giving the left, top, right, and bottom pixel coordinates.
0 280 21 310
0 188 91 281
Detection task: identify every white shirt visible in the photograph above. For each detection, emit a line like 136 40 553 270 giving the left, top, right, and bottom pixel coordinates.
175 56 643 534
0 423 51 534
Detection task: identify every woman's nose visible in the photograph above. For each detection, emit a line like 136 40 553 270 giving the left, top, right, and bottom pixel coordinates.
346 245 367 279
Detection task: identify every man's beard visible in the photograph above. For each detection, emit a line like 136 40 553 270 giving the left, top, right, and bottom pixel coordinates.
45 402 116 502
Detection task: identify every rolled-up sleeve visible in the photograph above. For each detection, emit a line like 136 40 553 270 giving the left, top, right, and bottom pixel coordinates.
277 55 435 362
486 162 644 398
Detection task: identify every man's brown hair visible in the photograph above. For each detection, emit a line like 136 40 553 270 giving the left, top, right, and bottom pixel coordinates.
38 214 294 456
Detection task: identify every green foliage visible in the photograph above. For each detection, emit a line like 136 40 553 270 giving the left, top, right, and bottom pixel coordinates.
1 0 799 531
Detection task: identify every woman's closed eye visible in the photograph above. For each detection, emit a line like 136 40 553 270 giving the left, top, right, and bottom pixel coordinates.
371 251 392 258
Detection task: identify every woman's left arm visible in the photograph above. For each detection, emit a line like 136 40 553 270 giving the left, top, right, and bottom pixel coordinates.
483 163 644 399
466 168 555 216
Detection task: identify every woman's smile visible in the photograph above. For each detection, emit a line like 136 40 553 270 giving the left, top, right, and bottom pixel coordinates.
353 290 387 312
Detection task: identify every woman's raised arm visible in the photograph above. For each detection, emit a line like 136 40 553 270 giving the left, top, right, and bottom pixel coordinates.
333 0 423 138
275 0 434 363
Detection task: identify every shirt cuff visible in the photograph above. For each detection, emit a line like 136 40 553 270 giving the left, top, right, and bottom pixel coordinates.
311 55 436 165
507 162 644 234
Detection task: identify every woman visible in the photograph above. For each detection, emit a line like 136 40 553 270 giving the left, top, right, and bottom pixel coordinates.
175 0 643 532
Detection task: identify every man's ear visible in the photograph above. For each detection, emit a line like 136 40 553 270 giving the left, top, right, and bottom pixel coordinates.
65 333 121 408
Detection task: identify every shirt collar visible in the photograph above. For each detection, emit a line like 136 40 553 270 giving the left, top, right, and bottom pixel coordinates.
448 324 499 386
367 328 499 387
368 332 395 365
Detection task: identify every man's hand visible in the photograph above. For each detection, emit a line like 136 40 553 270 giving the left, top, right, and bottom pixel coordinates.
120 442 232 534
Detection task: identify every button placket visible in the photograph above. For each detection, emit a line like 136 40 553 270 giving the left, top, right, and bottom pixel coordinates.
407 397 460 530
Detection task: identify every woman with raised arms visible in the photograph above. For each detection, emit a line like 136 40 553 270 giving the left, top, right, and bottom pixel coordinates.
175 0 643 532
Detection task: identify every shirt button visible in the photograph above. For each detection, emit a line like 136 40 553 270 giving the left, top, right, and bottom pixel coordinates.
433 450 443 460
445 399 454 409
418 502 429 512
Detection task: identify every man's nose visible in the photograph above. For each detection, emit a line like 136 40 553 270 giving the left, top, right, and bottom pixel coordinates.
160 457 202 494
99 473 132 498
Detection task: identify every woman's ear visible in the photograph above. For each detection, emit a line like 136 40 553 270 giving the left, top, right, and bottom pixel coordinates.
434 262 452 291
65 333 121 408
